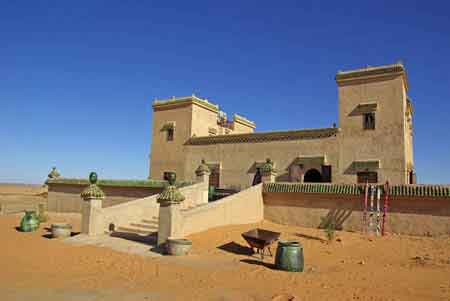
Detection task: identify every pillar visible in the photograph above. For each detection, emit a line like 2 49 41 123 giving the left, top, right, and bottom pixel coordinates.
80 172 105 236
157 172 185 247
195 159 210 205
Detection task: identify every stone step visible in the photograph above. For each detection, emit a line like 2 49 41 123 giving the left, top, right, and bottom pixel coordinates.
116 226 155 235
141 218 159 224
129 223 158 230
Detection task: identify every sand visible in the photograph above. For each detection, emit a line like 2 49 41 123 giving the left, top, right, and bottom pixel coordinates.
0 213 449 301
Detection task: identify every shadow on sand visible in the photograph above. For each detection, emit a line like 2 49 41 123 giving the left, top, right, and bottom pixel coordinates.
240 258 276 269
217 241 254 256
110 231 157 246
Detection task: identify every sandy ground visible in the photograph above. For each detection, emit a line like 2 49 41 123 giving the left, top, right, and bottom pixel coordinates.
0 213 449 301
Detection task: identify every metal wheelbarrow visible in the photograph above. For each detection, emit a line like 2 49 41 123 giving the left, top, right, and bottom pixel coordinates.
241 228 281 260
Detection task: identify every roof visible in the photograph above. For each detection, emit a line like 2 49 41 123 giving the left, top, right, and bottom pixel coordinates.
152 95 219 113
185 127 339 145
336 63 408 91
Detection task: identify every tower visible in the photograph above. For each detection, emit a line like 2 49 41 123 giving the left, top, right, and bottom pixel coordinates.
336 63 414 184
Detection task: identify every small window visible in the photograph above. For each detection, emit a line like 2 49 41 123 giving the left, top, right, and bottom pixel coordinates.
166 128 174 141
363 113 375 130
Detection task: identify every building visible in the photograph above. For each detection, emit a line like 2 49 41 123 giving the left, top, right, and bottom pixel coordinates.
149 62 415 189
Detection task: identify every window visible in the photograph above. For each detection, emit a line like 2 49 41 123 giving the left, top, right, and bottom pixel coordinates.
357 172 378 184
166 128 174 141
363 113 375 130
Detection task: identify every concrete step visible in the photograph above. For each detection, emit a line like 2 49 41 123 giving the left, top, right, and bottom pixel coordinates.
129 223 158 230
116 226 155 235
141 218 159 224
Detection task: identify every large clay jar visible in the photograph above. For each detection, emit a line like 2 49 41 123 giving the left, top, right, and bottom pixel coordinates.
51 223 72 238
20 211 40 232
167 238 192 256
275 240 304 272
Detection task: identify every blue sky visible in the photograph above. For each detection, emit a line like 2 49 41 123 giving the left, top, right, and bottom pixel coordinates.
1 1 449 184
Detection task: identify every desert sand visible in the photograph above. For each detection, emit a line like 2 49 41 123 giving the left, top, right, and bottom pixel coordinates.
0 212 449 301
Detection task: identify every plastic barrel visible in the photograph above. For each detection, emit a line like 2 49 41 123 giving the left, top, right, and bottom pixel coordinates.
275 240 304 272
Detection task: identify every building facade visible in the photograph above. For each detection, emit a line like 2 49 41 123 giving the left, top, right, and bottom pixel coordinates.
149 63 415 189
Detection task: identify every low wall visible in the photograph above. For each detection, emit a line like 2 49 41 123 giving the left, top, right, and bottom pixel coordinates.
178 182 208 210
180 184 264 237
263 191 450 236
48 183 163 213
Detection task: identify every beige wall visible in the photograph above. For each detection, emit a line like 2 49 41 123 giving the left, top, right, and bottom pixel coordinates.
180 184 264 236
47 183 163 213
149 104 193 180
184 136 339 190
263 192 450 236
338 76 409 184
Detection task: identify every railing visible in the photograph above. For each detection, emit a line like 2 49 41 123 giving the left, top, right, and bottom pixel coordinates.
263 182 450 197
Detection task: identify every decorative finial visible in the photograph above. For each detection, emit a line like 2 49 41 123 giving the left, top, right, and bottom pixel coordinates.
89 172 98 184
157 172 185 205
260 158 275 174
80 172 105 200
195 159 210 176
48 167 60 179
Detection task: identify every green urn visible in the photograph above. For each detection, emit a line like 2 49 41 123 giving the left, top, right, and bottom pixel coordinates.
20 210 40 232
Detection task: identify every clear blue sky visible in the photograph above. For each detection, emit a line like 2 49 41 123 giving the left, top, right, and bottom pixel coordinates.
1 1 449 184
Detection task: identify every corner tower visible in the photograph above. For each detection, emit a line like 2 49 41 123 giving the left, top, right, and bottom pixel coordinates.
336 63 415 184
149 95 256 181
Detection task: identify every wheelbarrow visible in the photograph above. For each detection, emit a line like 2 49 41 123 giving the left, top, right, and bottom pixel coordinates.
242 228 281 260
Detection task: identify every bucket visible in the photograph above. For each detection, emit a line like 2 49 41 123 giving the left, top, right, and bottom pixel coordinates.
275 240 304 272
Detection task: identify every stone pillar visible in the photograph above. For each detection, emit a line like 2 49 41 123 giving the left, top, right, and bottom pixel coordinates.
80 172 105 236
157 173 185 247
195 159 210 205
261 158 277 183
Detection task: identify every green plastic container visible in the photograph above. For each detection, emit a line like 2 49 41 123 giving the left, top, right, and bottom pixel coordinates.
275 240 304 272
20 210 40 232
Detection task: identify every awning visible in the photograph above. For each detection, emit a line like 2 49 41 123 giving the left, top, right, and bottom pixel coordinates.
350 160 380 172
161 121 176 131
286 156 325 170
248 162 265 174
349 102 377 116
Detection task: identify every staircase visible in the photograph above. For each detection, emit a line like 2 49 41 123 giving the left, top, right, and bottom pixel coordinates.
115 216 159 236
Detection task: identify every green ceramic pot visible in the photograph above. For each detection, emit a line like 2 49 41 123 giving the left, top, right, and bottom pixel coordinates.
275 240 304 272
20 210 40 232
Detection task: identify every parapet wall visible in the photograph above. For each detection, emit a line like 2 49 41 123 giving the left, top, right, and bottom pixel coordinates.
263 183 450 236
47 178 193 213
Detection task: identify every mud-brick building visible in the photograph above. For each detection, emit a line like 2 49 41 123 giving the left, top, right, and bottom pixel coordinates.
149 63 415 189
